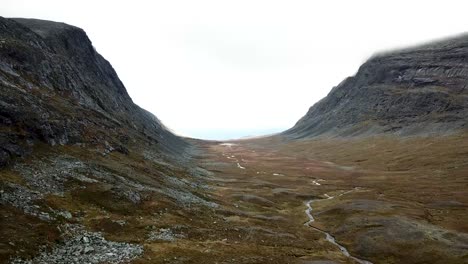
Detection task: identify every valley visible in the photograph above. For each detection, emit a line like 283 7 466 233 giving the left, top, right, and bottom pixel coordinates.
2 134 467 263
1 16 468 263
181 134 468 263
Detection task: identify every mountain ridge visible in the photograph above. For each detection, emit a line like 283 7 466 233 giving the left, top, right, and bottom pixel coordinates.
284 34 468 138
0 17 187 167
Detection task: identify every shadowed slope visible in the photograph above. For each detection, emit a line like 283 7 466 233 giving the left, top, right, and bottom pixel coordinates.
0 17 187 167
284 34 468 138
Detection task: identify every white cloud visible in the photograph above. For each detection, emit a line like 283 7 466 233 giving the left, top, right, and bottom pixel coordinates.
3 0 468 139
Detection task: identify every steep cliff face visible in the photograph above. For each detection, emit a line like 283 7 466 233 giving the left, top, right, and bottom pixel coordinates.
0 18 212 263
284 35 468 138
0 17 187 166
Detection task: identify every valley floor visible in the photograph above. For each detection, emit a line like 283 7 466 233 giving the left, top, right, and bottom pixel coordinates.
1 134 468 263
186 134 468 263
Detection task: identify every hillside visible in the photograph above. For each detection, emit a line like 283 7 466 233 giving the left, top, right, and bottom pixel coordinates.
1 17 467 264
0 17 215 263
0 17 187 167
284 35 468 138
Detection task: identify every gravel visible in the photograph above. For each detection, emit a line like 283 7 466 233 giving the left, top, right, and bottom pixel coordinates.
0 182 53 221
147 228 185 242
14 156 98 196
11 224 143 264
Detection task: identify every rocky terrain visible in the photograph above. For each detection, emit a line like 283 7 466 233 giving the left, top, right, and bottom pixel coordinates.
1 16 467 264
0 17 187 167
284 35 468 138
0 17 211 263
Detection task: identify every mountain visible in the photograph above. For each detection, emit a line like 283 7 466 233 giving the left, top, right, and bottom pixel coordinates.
1 17 467 264
0 17 214 263
284 35 468 138
0 17 187 167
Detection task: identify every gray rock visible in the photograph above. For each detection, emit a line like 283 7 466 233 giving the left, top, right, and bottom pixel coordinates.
0 16 190 169
284 34 468 138
57 210 72 220
147 228 186 242
11 224 143 264
83 246 94 254
0 182 54 220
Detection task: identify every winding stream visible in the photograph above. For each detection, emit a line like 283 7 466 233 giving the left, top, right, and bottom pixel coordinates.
220 143 247 170
237 162 246 169
304 190 373 264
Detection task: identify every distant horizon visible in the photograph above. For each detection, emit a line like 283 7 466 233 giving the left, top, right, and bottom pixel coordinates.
4 1 468 139
174 127 285 141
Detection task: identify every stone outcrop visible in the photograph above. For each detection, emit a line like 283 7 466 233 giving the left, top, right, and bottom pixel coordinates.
284 35 468 138
0 17 187 166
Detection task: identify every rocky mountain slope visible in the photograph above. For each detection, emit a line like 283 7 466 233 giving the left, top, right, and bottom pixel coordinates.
284 35 468 138
0 17 187 167
0 17 217 263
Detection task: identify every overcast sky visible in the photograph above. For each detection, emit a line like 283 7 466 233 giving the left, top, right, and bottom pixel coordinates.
3 1 468 139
